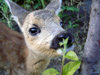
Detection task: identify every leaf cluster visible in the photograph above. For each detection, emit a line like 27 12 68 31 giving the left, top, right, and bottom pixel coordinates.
42 38 81 75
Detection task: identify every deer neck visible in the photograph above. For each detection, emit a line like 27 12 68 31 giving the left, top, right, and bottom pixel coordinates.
26 49 50 75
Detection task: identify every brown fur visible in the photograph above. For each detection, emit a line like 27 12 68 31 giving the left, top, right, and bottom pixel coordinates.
0 22 53 75
0 12 63 75
0 22 28 74
22 11 64 75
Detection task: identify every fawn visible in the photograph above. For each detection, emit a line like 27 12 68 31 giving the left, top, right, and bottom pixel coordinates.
0 0 74 75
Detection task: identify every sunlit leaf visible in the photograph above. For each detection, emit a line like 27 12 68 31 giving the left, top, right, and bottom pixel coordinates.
63 6 79 12
65 51 79 61
63 61 81 75
42 68 60 75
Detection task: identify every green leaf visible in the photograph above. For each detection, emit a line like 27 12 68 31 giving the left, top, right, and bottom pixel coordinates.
42 68 60 75
64 38 69 45
69 21 72 25
63 61 81 75
2 4 8 14
67 7 79 12
59 42 64 46
61 6 79 12
33 3 41 9
40 0 45 8
65 51 79 61
64 6 79 12
72 24 79 28
59 38 68 47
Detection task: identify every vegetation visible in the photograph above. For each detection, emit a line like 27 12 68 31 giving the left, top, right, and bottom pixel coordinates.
0 0 83 29
0 0 13 29
42 38 81 75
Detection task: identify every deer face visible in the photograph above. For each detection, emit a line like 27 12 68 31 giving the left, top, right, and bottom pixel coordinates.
5 0 74 58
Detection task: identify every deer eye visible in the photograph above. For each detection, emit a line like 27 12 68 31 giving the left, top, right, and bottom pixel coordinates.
29 27 41 36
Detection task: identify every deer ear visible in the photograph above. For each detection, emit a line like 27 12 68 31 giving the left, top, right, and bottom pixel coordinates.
45 0 62 15
5 0 29 28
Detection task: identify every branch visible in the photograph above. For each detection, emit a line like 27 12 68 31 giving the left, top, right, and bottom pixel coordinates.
81 0 100 75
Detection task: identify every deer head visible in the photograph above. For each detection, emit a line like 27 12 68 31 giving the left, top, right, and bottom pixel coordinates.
5 0 74 58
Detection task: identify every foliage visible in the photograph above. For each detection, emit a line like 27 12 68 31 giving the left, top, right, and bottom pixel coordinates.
0 0 13 29
42 68 60 75
67 21 79 29
59 5 80 29
0 0 81 30
42 38 81 75
0 0 49 29
40 0 46 8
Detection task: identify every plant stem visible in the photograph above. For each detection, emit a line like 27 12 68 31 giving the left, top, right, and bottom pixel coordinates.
61 49 66 75
61 39 68 75
40 0 45 8
61 52 65 75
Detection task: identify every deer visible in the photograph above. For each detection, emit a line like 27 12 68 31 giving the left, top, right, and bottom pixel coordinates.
0 0 74 75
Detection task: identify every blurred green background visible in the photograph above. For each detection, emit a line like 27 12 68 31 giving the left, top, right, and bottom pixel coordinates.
0 0 82 30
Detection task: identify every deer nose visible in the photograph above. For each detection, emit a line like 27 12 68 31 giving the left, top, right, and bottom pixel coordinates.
50 32 74 50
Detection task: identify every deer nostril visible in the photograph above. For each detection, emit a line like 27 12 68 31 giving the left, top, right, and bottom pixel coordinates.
57 35 64 42
50 32 74 50
57 34 68 42
57 34 69 42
